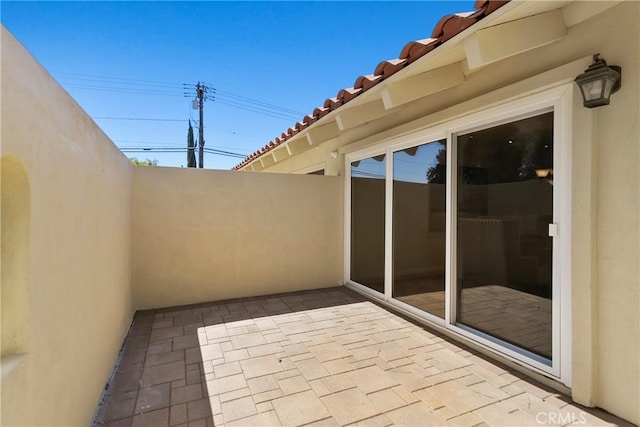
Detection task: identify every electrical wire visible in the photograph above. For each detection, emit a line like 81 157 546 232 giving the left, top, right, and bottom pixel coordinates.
114 139 251 152
93 116 187 122
55 72 306 118
212 99 300 122
203 83 305 116
54 71 182 88
119 146 246 158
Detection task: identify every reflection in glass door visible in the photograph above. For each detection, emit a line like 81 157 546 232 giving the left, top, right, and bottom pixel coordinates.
456 112 554 361
350 155 386 293
393 141 446 318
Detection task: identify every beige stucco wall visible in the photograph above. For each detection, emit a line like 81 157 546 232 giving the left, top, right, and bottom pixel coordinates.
1 27 135 426
132 167 343 309
255 2 639 424
587 4 639 423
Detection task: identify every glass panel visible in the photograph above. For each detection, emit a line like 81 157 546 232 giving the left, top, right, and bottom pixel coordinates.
456 112 554 360
393 141 446 318
583 79 603 100
351 155 386 293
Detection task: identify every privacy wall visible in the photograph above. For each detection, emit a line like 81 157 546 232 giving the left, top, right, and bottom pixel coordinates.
1 28 135 425
133 167 343 308
132 167 343 309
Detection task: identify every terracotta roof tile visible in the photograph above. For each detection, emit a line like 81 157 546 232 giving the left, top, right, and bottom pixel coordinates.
432 12 478 42
233 1 509 170
399 38 439 63
475 0 509 14
337 87 363 103
303 114 318 125
324 97 343 110
313 106 331 119
374 58 408 78
354 74 383 91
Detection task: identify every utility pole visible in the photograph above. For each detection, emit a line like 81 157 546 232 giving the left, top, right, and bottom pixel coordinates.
184 81 212 168
196 82 205 168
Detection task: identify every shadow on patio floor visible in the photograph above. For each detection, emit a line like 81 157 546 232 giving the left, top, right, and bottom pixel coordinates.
93 287 631 427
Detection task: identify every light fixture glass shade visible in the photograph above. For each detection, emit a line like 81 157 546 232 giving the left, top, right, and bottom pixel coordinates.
535 168 553 178
575 54 622 108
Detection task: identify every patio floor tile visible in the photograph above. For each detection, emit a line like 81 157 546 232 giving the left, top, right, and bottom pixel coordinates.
206 373 247 396
171 383 203 405
239 354 283 378
385 401 449 426
140 360 185 386
134 383 170 414
95 398 136 423
295 356 331 381
169 403 187 425
220 395 257 422
94 287 634 427
131 407 169 427
272 390 330 425
320 388 380 425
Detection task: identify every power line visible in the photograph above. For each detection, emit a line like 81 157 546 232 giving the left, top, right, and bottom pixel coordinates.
54 72 307 120
212 99 300 122
93 116 187 122
56 72 305 113
114 139 252 152
54 71 181 88
203 83 305 116
119 146 246 158
62 84 183 97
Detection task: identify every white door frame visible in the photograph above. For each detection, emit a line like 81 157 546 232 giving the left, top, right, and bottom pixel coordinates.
344 83 573 386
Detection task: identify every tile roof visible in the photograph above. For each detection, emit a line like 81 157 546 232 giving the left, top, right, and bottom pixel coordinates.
233 0 509 170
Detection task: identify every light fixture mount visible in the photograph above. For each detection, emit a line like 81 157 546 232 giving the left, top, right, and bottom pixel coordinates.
575 54 622 108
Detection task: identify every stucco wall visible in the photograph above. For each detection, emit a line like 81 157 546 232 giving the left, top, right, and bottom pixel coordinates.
1 28 135 426
586 3 639 422
256 2 639 424
132 167 343 309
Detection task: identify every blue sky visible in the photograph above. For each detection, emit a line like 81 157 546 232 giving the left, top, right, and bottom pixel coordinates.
2 1 475 169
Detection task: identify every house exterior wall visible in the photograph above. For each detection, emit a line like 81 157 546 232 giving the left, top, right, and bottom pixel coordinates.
132 167 343 309
0 28 135 426
253 2 639 424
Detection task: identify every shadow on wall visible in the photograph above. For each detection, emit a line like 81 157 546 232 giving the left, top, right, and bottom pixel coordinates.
1 156 30 364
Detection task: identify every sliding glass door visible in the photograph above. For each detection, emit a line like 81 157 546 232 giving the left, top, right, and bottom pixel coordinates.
350 155 386 293
347 90 568 379
455 112 554 362
392 141 446 318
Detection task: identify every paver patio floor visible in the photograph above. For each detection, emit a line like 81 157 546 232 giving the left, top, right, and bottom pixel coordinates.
93 287 629 427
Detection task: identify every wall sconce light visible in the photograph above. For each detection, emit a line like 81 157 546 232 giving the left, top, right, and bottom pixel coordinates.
535 168 553 178
575 54 621 108
535 168 553 186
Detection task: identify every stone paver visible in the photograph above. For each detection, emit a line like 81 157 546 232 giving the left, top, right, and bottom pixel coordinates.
94 287 633 427
272 390 330 425
321 388 380 425
134 383 170 414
